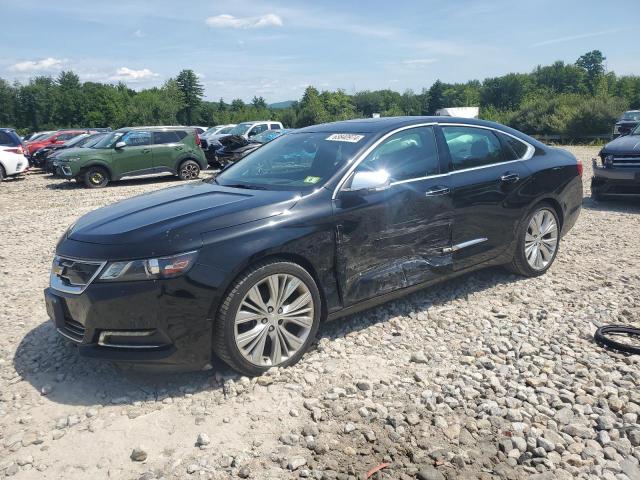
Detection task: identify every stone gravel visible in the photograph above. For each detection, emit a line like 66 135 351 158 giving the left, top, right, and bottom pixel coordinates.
0 146 639 479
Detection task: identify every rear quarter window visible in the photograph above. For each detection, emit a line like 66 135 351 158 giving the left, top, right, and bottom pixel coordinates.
0 131 20 146
498 132 530 160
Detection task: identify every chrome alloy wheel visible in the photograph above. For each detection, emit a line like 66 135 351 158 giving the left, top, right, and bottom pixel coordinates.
180 162 199 179
525 208 558 270
234 274 314 367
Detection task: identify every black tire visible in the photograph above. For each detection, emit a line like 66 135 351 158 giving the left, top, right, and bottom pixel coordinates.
0 164 5 181
83 166 109 188
591 190 603 201
507 203 560 277
594 325 640 355
178 159 200 180
212 259 322 376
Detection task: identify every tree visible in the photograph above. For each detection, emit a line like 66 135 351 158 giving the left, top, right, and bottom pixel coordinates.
426 80 445 114
252 96 267 110
576 50 606 94
55 71 82 126
175 69 202 125
296 86 328 127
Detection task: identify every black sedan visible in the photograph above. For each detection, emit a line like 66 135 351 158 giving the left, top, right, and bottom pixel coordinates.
592 126 640 198
45 117 583 375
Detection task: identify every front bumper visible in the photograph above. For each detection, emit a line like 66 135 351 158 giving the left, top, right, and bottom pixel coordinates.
591 160 640 196
44 264 219 371
55 163 75 178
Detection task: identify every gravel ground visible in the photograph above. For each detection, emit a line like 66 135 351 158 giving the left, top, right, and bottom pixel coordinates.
0 146 639 480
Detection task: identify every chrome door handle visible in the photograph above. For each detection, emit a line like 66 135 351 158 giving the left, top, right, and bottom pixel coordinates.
142 148 151 153
425 186 450 197
500 173 519 183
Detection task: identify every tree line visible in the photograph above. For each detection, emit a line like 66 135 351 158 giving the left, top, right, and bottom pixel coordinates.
0 50 638 137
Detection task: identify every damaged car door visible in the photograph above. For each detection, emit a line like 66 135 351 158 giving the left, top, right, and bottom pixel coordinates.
333 126 453 306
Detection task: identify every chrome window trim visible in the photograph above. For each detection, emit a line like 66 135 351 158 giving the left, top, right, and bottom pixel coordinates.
50 256 106 295
332 122 535 199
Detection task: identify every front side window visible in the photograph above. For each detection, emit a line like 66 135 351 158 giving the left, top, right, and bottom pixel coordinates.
228 124 252 136
121 131 151 146
355 126 440 181
57 133 76 141
442 126 503 170
215 132 370 191
249 124 268 136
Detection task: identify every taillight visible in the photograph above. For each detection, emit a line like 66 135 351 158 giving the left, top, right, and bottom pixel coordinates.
195 132 201 147
6 146 24 155
577 159 583 177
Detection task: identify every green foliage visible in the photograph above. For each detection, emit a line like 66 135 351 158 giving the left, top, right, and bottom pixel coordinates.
0 50 638 138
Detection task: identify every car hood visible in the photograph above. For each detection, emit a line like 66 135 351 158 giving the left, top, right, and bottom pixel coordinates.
602 135 640 154
61 181 300 259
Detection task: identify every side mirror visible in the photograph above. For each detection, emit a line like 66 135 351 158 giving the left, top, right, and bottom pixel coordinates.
343 170 390 194
115 141 126 149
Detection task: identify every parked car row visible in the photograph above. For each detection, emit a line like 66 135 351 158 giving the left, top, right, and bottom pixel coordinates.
0 128 29 180
0 121 288 187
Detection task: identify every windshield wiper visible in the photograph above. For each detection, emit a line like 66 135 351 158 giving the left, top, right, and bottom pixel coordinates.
223 183 267 190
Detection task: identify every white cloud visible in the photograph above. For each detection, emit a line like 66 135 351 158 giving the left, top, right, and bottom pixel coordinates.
401 58 438 66
133 29 145 38
205 13 283 29
9 57 65 72
532 29 619 47
110 67 158 81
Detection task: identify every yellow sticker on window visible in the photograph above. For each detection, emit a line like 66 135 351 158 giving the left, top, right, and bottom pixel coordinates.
303 176 321 184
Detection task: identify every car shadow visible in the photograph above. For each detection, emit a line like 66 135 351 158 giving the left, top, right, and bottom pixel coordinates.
13 266 520 407
582 195 640 213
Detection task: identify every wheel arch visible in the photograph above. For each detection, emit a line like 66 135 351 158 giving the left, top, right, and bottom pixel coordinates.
175 155 201 173
533 197 564 231
78 161 114 180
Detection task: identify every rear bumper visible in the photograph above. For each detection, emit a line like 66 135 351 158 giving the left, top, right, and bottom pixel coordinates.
592 161 640 196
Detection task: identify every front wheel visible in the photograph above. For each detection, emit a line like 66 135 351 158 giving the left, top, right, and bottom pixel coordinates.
178 159 200 180
508 204 560 277
83 166 109 188
213 260 321 376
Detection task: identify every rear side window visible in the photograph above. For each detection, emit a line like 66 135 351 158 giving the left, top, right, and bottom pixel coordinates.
269 123 280 130
153 131 180 144
0 131 20 146
175 131 188 141
121 131 151 146
355 126 440 181
57 133 77 141
497 132 530 160
442 126 504 170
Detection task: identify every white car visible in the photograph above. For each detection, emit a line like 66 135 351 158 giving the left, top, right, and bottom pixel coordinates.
227 121 284 140
189 126 209 135
0 147 29 180
202 124 236 139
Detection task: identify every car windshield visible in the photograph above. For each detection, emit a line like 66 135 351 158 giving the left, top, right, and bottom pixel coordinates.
621 111 640 121
218 126 234 134
91 132 124 149
227 124 252 135
79 134 106 147
632 124 640 135
63 134 89 147
215 131 370 191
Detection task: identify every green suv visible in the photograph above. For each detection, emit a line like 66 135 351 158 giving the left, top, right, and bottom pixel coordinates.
54 127 207 188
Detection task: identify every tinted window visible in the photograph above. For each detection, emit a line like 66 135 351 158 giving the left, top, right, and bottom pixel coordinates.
153 131 180 144
175 131 188 141
355 126 439 181
497 132 529 160
269 123 280 130
121 131 151 146
442 126 503 170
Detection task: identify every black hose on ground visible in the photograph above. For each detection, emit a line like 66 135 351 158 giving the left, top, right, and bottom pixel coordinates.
594 325 640 355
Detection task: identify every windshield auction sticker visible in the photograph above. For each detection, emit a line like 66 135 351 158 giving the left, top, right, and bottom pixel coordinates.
303 176 321 184
325 134 365 143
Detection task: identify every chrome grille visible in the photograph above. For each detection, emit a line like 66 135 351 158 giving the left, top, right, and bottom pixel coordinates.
612 154 640 168
50 256 105 294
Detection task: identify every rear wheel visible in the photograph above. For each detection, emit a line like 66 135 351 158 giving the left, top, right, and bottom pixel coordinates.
83 166 109 188
508 204 560 277
213 260 321 376
0 164 5 181
178 159 200 180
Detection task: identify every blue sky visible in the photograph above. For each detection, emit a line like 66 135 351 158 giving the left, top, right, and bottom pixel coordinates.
1 0 638 102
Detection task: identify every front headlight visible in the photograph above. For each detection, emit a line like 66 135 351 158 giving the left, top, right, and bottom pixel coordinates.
97 251 198 282
604 154 614 167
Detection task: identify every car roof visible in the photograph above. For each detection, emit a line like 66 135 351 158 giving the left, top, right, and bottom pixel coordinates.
238 120 280 125
295 116 545 147
114 126 193 133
